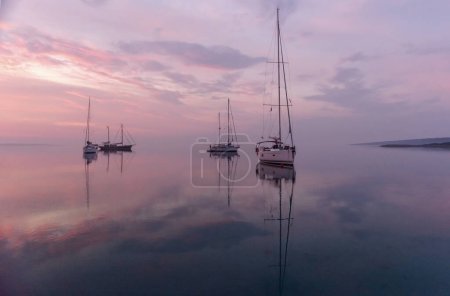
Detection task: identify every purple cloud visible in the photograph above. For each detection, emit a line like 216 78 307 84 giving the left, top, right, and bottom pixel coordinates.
341 52 377 63
305 67 407 113
118 40 265 69
404 43 450 56
80 0 109 6
142 60 170 72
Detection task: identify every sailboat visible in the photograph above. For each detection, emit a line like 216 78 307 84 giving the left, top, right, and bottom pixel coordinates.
99 124 134 152
83 97 98 154
256 9 296 166
208 98 240 153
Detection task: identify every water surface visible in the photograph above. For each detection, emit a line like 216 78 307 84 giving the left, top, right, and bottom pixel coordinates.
0 143 449 295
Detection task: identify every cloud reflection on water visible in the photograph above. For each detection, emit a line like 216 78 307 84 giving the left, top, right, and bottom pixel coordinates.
0 144 449 295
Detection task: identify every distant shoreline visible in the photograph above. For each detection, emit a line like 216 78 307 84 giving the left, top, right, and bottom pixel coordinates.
0 143 56 146
381 142 450 149
356 137 450 149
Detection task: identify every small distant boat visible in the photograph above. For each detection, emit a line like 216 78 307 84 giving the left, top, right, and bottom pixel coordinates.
83 97 98 154
99 124 134 152
209 150 239 159
208 98 240 153
256 9 295 166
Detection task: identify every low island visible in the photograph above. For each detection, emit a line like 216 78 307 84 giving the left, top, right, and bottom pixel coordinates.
381 142 450 148
358 137 450 149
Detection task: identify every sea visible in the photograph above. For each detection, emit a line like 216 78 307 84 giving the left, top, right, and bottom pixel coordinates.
0 141 449 295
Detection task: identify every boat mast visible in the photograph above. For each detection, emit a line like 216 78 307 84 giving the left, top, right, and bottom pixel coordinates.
121 123 124 145
218 112 221 144
86 97 91 143
107 126 110 143
230 103 238 143
227 98 231 145
277 8 282 143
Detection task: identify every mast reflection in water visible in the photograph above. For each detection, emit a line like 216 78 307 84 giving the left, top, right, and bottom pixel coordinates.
83 152 97 209
257 163 295 296
210 150 239 207
1 144 450 295
83 150 133 210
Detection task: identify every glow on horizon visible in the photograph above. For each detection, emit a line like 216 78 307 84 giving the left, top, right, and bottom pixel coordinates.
1 0 450 144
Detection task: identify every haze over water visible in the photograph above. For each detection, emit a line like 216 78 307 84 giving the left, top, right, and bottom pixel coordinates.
0 142 449 295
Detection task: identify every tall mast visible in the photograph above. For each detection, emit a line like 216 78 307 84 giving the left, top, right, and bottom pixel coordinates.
277 8 282 142
121 123 124 144
218 112 221 144
230 103 238 143
86 97 91 143
107 126 110 143
227 98 230 145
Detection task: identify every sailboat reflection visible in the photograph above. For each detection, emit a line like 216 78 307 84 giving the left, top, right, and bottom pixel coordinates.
257 163 295 296
83 150 97 164
256 163 296 183
102 150 133 174
210 151 239 207
83 153 97 209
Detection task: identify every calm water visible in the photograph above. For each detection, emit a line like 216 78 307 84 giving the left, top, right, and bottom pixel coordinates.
0 143 449 295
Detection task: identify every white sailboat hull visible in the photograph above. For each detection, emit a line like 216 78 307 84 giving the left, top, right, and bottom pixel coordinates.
208 143 240 153
83 98 98 154
209 98 239 153
83 144 98 154
257 148 294 166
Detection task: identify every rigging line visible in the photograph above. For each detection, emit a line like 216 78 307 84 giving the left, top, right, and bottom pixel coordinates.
85 160 90 210
229 103 238 143
281 180 294 295
287 55 293 105
266 67 275 138
267 51 276 140
278 180 283 293
279 19 294 146
227 156 231 207
282 35 294 106
122 151 135 170
263 104 293 106
113 128 120 143
261 99 265 138
83 127 87 144
262 26 278 139
268 105 275 137
126 130 136 145
277 8 282 142
262 35 270 138
230 155 238 196
227 98 230 144
85 98 90 143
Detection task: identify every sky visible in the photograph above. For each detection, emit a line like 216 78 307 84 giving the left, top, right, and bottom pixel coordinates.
1 0 450 146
